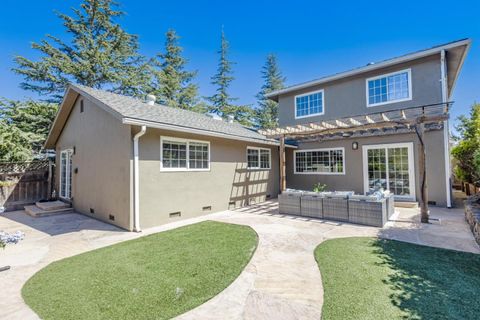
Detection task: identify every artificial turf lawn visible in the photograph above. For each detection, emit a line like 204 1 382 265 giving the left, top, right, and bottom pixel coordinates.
314 237 480 320
22 221 257 320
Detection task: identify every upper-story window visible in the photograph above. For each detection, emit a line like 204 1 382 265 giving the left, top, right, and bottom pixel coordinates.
366 69 412 107
295 90 324 119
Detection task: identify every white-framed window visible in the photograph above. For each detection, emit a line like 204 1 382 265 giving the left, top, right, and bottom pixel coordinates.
295 89 324 119
60 149 73 199
160 137 210 171
366 69 412 107
362 142 415 200
247 147 271 169
294 147 345 174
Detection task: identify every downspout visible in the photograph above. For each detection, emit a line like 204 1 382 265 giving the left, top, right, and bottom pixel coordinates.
440 49 452 208
133 126 147 232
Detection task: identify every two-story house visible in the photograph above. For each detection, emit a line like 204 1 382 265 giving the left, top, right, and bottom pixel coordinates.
264 39 471 208
42 39 469 231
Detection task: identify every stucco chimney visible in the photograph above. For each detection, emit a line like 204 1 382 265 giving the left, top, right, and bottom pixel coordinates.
227 115 234 123
146 94 156 105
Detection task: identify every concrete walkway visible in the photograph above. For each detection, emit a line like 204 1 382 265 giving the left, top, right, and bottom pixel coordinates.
0 201 478 319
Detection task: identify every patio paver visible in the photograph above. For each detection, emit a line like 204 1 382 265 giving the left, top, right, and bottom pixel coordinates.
0 201 478 320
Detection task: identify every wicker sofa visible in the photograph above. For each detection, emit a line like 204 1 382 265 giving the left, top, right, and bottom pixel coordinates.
278 190 395 227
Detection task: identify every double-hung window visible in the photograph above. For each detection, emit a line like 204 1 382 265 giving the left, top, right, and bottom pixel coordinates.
367 69 412 107
294 148 345 174
295 90 324 118
247 147 271 169
161 137 209 171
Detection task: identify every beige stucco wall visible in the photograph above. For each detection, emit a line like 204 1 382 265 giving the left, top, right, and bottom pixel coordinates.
285 129 448 206
137 128 280 229
55 97 133 230
278 55 442 126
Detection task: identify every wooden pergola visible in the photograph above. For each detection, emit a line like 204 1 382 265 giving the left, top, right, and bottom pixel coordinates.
259 102 451 223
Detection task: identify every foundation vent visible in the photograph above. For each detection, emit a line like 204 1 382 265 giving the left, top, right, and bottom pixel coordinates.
169 211 181 218
266 194 271 199
202 206 212 211
109 214 115 221
90 208 94 214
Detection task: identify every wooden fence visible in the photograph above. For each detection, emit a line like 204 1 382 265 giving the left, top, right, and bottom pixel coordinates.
0 160 52 212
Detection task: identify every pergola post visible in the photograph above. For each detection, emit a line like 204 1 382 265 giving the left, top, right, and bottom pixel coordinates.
416 123 429 223
279 135 286 192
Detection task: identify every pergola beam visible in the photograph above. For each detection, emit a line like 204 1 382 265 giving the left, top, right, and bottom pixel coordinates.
260 104 450 140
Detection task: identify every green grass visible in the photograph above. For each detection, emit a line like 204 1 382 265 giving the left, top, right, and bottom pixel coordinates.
315 237 480 320
22 221 258 320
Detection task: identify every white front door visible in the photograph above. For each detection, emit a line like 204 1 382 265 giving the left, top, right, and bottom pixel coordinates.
362 143 416 200
60 149 73 199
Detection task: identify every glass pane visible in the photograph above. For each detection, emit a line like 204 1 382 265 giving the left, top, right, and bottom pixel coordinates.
260 149 270 169
189 142 209 169
367 148 387 192
247 148 259 168
295 149 343 173
162 140 187 169
388 147 410 196
60 152 67 198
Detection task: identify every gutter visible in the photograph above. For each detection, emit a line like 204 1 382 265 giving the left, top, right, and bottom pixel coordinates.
122 117 280 146
133 126 147 232
440 50 452 208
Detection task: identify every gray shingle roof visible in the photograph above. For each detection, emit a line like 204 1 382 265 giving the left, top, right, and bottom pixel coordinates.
71 84 276 144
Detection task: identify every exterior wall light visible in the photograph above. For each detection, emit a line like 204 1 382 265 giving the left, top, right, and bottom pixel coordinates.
352 142 359 150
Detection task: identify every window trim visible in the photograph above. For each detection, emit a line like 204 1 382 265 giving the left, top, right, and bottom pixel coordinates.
246 146 271 170
59 148 73 199
293 147 346 175
366 68 412 107
294 89 325 119
160 136 210 172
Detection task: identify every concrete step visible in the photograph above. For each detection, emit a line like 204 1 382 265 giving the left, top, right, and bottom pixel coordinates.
25 205 73 217
35 200 70 211
394 201 419 208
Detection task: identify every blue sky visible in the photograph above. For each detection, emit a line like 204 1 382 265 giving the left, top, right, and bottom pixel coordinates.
0 0 478 129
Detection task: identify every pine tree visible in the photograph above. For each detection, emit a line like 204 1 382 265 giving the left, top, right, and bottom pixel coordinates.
206 30 253 126
255 54 285 129
0 99 58 161
12 0 149 102
148 29 200 110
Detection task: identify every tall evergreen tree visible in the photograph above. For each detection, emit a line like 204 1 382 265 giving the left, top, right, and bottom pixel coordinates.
206 30 253 126
0 99 58 161
13 0 149 102
255 54 285 129
148 29 200 110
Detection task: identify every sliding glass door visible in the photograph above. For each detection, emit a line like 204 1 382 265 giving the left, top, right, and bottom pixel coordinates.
363 143 415 200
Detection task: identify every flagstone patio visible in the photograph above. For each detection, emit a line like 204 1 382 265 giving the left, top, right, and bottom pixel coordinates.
0 200 478 319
